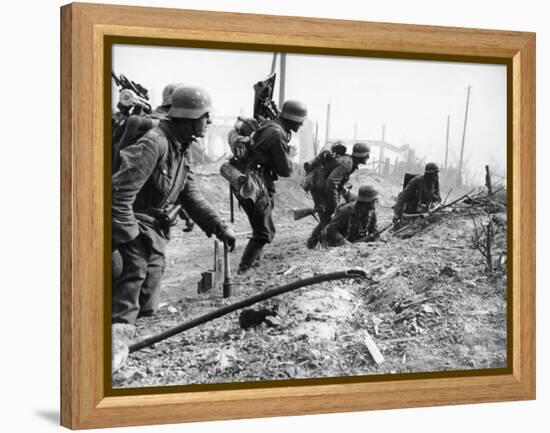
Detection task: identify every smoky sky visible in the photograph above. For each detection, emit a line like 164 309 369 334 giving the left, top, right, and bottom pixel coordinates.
113 44 507 180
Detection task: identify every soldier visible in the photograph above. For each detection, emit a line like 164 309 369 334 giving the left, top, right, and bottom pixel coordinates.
392 161 441 223
305 142 371 249
233 100 307 273
112 85 236 330
113 83 185 170
151 82 185 118
324 185 379 246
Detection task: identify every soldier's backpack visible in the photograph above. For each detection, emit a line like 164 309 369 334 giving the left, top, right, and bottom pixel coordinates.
227 116 261 162
302 141 348 192
222 117 280 205
112 114 158 173
403 172 419 190
302 150 342 193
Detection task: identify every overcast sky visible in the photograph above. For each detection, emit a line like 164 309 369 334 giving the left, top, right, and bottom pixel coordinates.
113 44 507 179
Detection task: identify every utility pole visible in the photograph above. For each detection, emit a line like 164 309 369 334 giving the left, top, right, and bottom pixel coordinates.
325 99 331 145
457 86 471 186
378 124 386 174
270 52 278 75
278 52 286 109
314 121 319 156
444 115 450 170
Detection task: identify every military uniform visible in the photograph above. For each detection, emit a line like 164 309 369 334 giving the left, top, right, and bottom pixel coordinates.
307 154 357 247
324 202 378 246
236 118 293 247
112 119 224 324
224 100 306 272
393 174 441 217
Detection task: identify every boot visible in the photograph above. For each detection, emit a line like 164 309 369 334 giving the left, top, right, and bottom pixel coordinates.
306 224 323 249
306 235 319 249
238 239 265 273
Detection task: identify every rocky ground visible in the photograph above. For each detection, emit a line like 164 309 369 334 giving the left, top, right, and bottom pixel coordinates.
113 166 508 388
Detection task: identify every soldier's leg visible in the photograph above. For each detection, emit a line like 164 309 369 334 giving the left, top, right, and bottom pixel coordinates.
112 235 150 325
239 239 267 272
138 249 165 317
238 195 274 272
307 192 332 248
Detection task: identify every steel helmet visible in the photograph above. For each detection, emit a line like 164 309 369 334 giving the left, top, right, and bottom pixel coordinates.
425 162 440 173
280 100 308 123
352 142 371 157
168 85 213 119
161 82 184 106
357 185 379 202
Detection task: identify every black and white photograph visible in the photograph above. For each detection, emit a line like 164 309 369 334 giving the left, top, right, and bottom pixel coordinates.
110 43 508 389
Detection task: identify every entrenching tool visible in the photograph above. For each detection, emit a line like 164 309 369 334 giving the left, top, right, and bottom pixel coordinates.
222 240 233 298
197 240 235 296
197 241 223 294
128 269 367 354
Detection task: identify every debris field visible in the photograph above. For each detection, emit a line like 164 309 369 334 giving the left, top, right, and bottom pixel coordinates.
113 168 507 388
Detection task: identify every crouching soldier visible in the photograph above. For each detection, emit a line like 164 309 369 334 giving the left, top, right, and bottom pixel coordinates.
324 185 379 246
392 162 441 224
305 142 371 249
111 85 236 362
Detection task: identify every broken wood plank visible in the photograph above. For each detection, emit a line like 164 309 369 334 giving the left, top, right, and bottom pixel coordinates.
364 331 385 365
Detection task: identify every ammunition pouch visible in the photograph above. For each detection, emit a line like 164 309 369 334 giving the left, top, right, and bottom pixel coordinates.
135 204 181 236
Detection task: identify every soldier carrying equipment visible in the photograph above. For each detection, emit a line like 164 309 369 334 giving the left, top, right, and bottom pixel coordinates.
305 142 371 249
220 74 307 272
111 82 195 232
112 85 236 326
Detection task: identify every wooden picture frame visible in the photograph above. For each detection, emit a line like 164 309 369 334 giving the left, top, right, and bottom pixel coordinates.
60 2 535 429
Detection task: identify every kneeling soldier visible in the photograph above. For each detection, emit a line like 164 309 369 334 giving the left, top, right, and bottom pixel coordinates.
393 162 441 224
305 142 371 249
324 185 379 246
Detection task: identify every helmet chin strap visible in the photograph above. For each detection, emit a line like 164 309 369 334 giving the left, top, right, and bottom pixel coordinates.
171 118 196 147
191 118 199 138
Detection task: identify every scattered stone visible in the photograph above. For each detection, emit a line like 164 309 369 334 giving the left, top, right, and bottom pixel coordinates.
421 304 436 314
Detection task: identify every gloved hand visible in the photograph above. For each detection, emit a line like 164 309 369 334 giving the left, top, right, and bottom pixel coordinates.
217 224 236 251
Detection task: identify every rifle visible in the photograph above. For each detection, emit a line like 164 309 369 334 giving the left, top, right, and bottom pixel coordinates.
393 188 477 236
377 223 393 236
293 187 354 222
292 207 320 222
253 73 279 122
